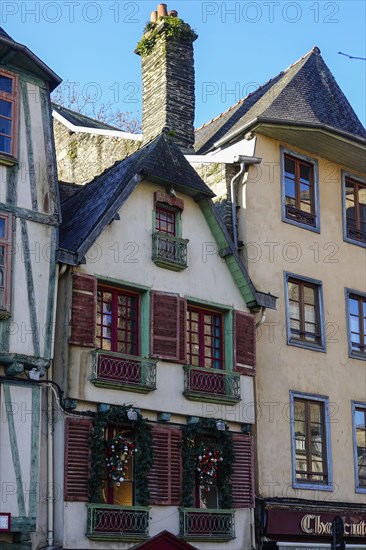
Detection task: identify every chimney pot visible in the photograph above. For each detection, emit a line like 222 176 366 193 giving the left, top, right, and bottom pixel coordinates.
157 4 168 18
150 11 158 22
168 10 178 17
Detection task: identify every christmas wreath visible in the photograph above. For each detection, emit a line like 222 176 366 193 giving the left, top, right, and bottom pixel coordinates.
105 434 137 487
196 444 223 493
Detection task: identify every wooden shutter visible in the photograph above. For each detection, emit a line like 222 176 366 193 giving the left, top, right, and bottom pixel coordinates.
234 311 256 374
231 434 254 509
64 418 92 501
69 272 96 347
148 426 182 505
151 292 186 362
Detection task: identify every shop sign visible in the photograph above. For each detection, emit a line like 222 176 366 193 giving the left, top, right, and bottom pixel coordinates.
267 509 366 537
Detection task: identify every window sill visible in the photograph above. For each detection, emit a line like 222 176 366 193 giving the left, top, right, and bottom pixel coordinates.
180 507 235 541
355 486 366 494
349 350 366 361
282 214 320 234
86 504 150 541
343 235 366 249
288 338 326 353
91 351 157 393
293 481 333 491
0 153 18 167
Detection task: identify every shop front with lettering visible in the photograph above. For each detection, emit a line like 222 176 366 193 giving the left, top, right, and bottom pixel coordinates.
258 500 366 550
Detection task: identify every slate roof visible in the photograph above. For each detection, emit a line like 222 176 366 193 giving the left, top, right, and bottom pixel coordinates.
195 47 366 153
0 26 61 91
60 132 214 257
0 27 14 41
52 103 123 131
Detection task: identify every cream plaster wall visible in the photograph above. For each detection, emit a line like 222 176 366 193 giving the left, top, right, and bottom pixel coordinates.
10 220 54 357
62 503 252 550
65 180 254 420
242 133 366 503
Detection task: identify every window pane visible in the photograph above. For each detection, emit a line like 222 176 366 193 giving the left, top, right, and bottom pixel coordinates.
288 282 299 301
0 118 11 136
349 298 359 316
0 135 11 154
0 218 5 239
285 178 296 202
0 76 13 94
304 286 315 305
305 305 315 323
0 99 12 118
284 156 295 176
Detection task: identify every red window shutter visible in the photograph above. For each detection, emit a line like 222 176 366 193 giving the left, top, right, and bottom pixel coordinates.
148 426 182 505
64 418 92 501
231 433 254 509
234 311 256 374
151 292 186 362
69 272 96 347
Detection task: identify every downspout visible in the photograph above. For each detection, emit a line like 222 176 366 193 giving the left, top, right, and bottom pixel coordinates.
230 161 246 249
256 307 266 328
47 366 55 548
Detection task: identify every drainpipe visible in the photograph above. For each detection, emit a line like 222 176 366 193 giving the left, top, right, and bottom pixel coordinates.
230 161 246 249
256 307 266 329
47 364 55 548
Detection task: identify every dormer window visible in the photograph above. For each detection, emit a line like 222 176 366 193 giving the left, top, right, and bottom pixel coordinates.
0 70 18 159
152 191 188 271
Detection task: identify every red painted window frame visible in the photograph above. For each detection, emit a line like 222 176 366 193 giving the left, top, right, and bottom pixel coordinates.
294 398 328 484
0 69 18 159
0 212 12 315
96 286 139 356
284 153 315 227
349 293 366 355
187 306 224 369
155 206 177 236
345 177 366 244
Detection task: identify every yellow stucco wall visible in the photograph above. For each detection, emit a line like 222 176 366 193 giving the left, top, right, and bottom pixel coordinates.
242 133 365 503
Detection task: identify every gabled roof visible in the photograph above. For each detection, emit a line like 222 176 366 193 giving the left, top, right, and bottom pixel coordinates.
0 27 61 91
131 530 197 549
195 47 366 154
59 132 214 259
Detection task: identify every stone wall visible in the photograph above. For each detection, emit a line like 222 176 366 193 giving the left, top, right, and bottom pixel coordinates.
53 119 140 184
193 161 240 240
140 34 196 151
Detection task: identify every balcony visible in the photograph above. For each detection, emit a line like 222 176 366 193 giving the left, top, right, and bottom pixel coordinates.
183 365 241 404
91 351 157 393
180 508 235 541
86 504 149 541
152 232 188 271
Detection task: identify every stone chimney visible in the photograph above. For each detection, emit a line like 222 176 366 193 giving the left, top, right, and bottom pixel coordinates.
136 4 197 152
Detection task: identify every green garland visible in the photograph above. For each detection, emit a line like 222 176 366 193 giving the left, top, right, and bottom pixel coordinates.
89 406 153 506
136 15 196 57
181 419 234 509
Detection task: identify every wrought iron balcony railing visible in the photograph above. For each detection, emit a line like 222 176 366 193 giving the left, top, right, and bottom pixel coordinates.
183 365 241 404
91 351 157 393
152 232 188 271
180 508 235 541
86 504 149 541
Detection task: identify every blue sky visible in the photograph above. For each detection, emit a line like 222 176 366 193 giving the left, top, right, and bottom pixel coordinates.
2 1 365 129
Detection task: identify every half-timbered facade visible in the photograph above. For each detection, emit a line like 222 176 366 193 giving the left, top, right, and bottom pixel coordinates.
0 27 61 549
